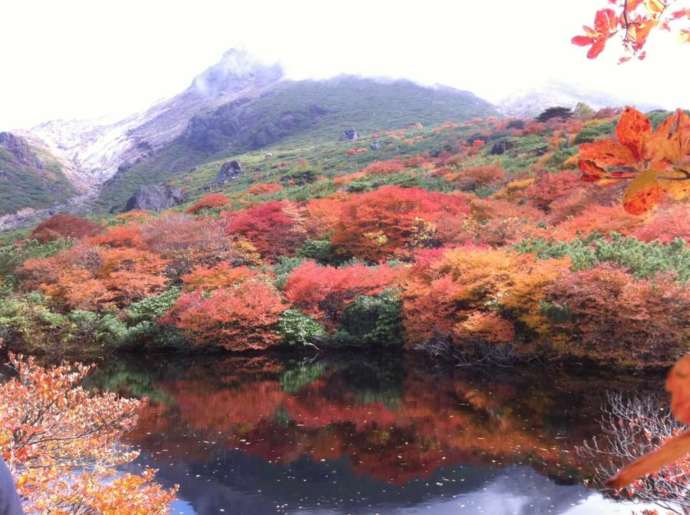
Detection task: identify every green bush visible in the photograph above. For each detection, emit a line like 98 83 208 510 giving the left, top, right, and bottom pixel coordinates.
298 239 341 265
516 233 690 281
0 238 72 286
278 309 326 347
273 257 304 289
335 291 403 347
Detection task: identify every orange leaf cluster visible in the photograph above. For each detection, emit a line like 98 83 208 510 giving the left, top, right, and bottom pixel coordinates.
578 107 690 214
20 244 169 310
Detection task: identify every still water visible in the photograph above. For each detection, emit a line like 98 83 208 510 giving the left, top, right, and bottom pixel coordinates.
92 353 666 515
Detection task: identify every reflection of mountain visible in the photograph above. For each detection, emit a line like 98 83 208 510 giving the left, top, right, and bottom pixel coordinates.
98 355 663 514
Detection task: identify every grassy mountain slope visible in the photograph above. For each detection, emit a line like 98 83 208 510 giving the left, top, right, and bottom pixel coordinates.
0 135 76 215
97 77 496 210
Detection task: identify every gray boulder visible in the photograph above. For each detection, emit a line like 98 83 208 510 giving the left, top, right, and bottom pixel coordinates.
214 160 242 185
124 184 186 212
341 128 358 141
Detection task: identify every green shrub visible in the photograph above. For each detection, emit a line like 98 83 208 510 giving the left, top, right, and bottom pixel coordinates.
0 238 72 286
298 239 341 265
273 257 304 289
335 291 403 347
516 233 690 281
278 309 326 347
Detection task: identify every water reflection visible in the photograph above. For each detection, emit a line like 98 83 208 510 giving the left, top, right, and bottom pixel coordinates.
93 354 664 514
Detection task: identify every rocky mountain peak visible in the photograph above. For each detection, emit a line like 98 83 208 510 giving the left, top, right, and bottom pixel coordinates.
190 49 283 99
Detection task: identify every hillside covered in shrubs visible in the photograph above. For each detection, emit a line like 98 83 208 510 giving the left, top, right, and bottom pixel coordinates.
2 107 690 367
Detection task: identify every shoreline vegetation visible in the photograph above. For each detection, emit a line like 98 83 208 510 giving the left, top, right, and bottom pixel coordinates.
2 111 690 369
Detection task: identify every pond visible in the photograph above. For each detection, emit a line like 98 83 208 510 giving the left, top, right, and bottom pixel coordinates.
91 353 667 514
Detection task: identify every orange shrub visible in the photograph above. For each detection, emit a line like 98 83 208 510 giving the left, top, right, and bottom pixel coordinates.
20 244 169 310
181 263 255 291
88 223 144 248
304 197 345 238
186 193 230 214
248 183 283 195
546 265 690 365
451 164 506 190
554 205 643 240
401 248 566 348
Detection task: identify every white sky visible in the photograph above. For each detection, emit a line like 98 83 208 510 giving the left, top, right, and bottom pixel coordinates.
2 0 690 129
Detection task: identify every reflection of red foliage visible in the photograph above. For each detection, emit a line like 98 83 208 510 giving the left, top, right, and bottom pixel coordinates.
127 356 586 487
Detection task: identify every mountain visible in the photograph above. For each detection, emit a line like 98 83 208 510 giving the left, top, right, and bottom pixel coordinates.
497 81 660 117
23 50 283 189
0 132 76 216
98 76 496 210
2 49 495 219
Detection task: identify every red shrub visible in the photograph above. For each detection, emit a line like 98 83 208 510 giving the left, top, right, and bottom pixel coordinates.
31 214 101 243
165 280 285 351
141 214 241 274
554 205 643 240
526 170 583 211
633 204 690 243
331 186 470 262
284 261 400 325
225 201 306 261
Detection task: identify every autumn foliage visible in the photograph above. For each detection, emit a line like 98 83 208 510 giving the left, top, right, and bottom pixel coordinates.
225 200 306 260
30 214 101 243
165 276 285 351
331 186 469 261
0 354 176 513
20 244 169 310
186 192 230 213
284 261 400 325
574 1 690 61
577 107 690 214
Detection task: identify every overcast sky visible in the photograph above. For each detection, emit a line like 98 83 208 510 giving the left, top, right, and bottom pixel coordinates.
2 0 689 129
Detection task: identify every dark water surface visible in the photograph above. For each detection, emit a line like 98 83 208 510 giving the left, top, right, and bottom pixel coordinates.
92 353 665 515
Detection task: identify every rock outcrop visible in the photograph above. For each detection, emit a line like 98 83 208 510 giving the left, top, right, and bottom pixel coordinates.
214 160 242 185
124 184 186 212
0 132 43 169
